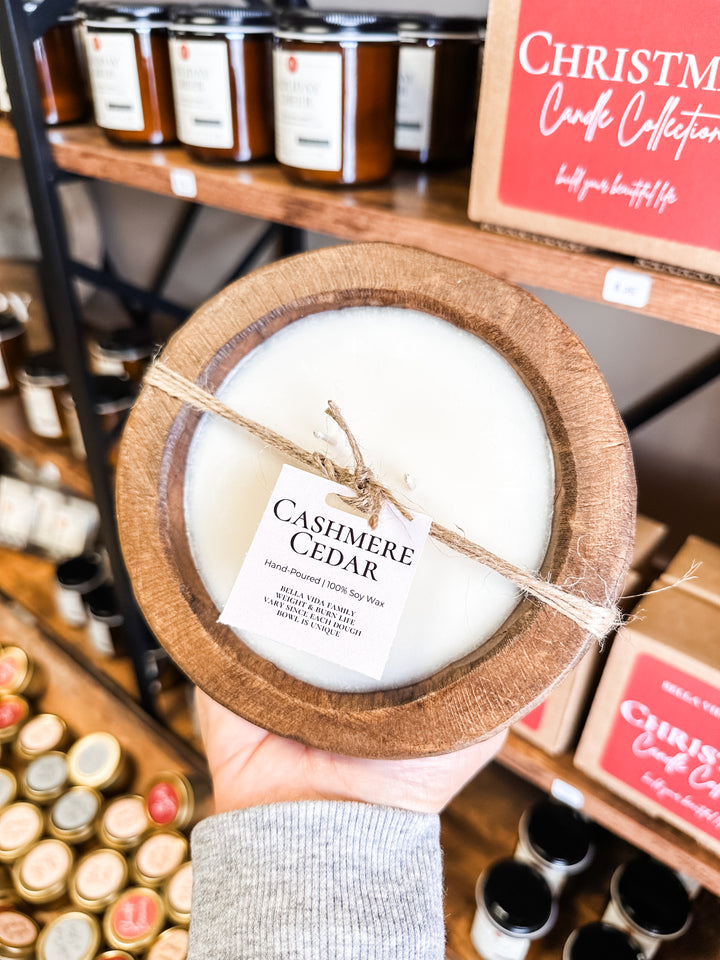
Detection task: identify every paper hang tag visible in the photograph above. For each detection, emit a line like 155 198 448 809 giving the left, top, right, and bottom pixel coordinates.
219 464 432 680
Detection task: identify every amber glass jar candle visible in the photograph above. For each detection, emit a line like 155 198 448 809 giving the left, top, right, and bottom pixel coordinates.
16 352 70 442
80 2 175 144
273 10 398 185
88 326 155 381
0 300 27 397
168 2 274 163
26 6 88 125
61 375 138 464
394 16 482 167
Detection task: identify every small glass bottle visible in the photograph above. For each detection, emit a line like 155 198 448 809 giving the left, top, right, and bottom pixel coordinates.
55 554 107 628
88 326 155 382
131 829 188 888
0 646 44 699
67 732 132 794
21 751 69 805
394 16 483 167
471 859 556 960
603 857 692 958
168 2 274 163
14 713 71 763
16 352 71 442
164 860 192 927
564 922 645 960
0 802 44 864
98 794 149 851
103 887 166 953
80 1 176 144
514 799 594 894
27 7 88 125
35 911 101 960
85 585 128 658
273 10 399 185
0 300 27 396
48 786 102 846
69 847 128 913
146 926 189 960
61 374 138 465
0 695 30 746
0 909 39 960
145 771 194 830
12 837 74 907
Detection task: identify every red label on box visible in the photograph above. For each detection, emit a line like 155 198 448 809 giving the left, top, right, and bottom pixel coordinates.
600 653 720 840
520 702 545 731
500 1 720 249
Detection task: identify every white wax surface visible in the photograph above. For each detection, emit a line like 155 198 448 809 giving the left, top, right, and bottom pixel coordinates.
184 306 555 692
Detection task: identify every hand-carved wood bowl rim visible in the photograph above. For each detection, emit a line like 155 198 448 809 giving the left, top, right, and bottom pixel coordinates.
116 242 635 759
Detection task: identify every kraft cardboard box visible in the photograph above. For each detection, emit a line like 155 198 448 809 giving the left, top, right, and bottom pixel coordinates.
469 0 720 275
575 583 720 856
660 535 720 606
514 514 666 755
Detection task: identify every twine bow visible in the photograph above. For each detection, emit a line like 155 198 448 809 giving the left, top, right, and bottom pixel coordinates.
145 361 625 641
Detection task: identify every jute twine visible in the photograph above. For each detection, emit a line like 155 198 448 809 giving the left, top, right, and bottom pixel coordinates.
145 361 625 641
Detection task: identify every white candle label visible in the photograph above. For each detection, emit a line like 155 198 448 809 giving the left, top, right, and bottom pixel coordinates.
220 464 431 679
395 46 435 152
31 489 100 560
602 268 652 308
85 30 145 132
273 50 342 172
20 382 62 438
170 38 234 149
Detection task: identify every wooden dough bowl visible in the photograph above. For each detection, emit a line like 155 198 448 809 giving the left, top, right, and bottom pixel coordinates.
116 242 636 759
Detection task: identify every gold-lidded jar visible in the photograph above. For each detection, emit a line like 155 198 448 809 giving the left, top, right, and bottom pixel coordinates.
70 848 128 913
394 15 483 167
80 1 176 145
67 732 131 794
98 795 149 851
273 10 399 185
103 887 165 953
14 713 71 763
48 786 102 846
0 768 17 810
131 830 188 888
0 647 44 700
0 802 44 864
12 837 74 907
35 911 101 960
0 908 39 960
0 299 28 397
146 926 189 960
21 751 69 805
0 696 30 746
164 860 192 927
144 772 194 830
168 1 274 163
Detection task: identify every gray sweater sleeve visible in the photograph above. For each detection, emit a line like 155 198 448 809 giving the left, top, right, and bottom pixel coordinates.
187 801 445 960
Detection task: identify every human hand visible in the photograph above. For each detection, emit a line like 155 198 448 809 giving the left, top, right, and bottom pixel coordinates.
196 689 506 815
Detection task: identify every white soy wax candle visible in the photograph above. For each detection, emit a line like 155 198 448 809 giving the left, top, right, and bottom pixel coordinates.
184 306 554 692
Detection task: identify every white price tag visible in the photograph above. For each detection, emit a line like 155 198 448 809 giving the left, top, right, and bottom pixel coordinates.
602 268 652 308
170 168 197 199
550 778 585 810
220 464 431 680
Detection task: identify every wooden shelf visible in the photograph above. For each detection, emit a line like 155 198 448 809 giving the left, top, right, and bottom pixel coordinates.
443 762 720 960
0 394 92 499
1 119 718 333
499 732 720 899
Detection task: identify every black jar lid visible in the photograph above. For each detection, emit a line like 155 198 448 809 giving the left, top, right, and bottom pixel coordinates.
78 2 168 22
565 923 644 960
92 375 138 413
481 859 554 935
276 10 398 41
525 799 593 867
86 584 123 623
93 327 155 360
56 554 105 591
19 351 68 386
169 1 274 28
0 307 24 341
396 15 484 38
615 857 691 936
